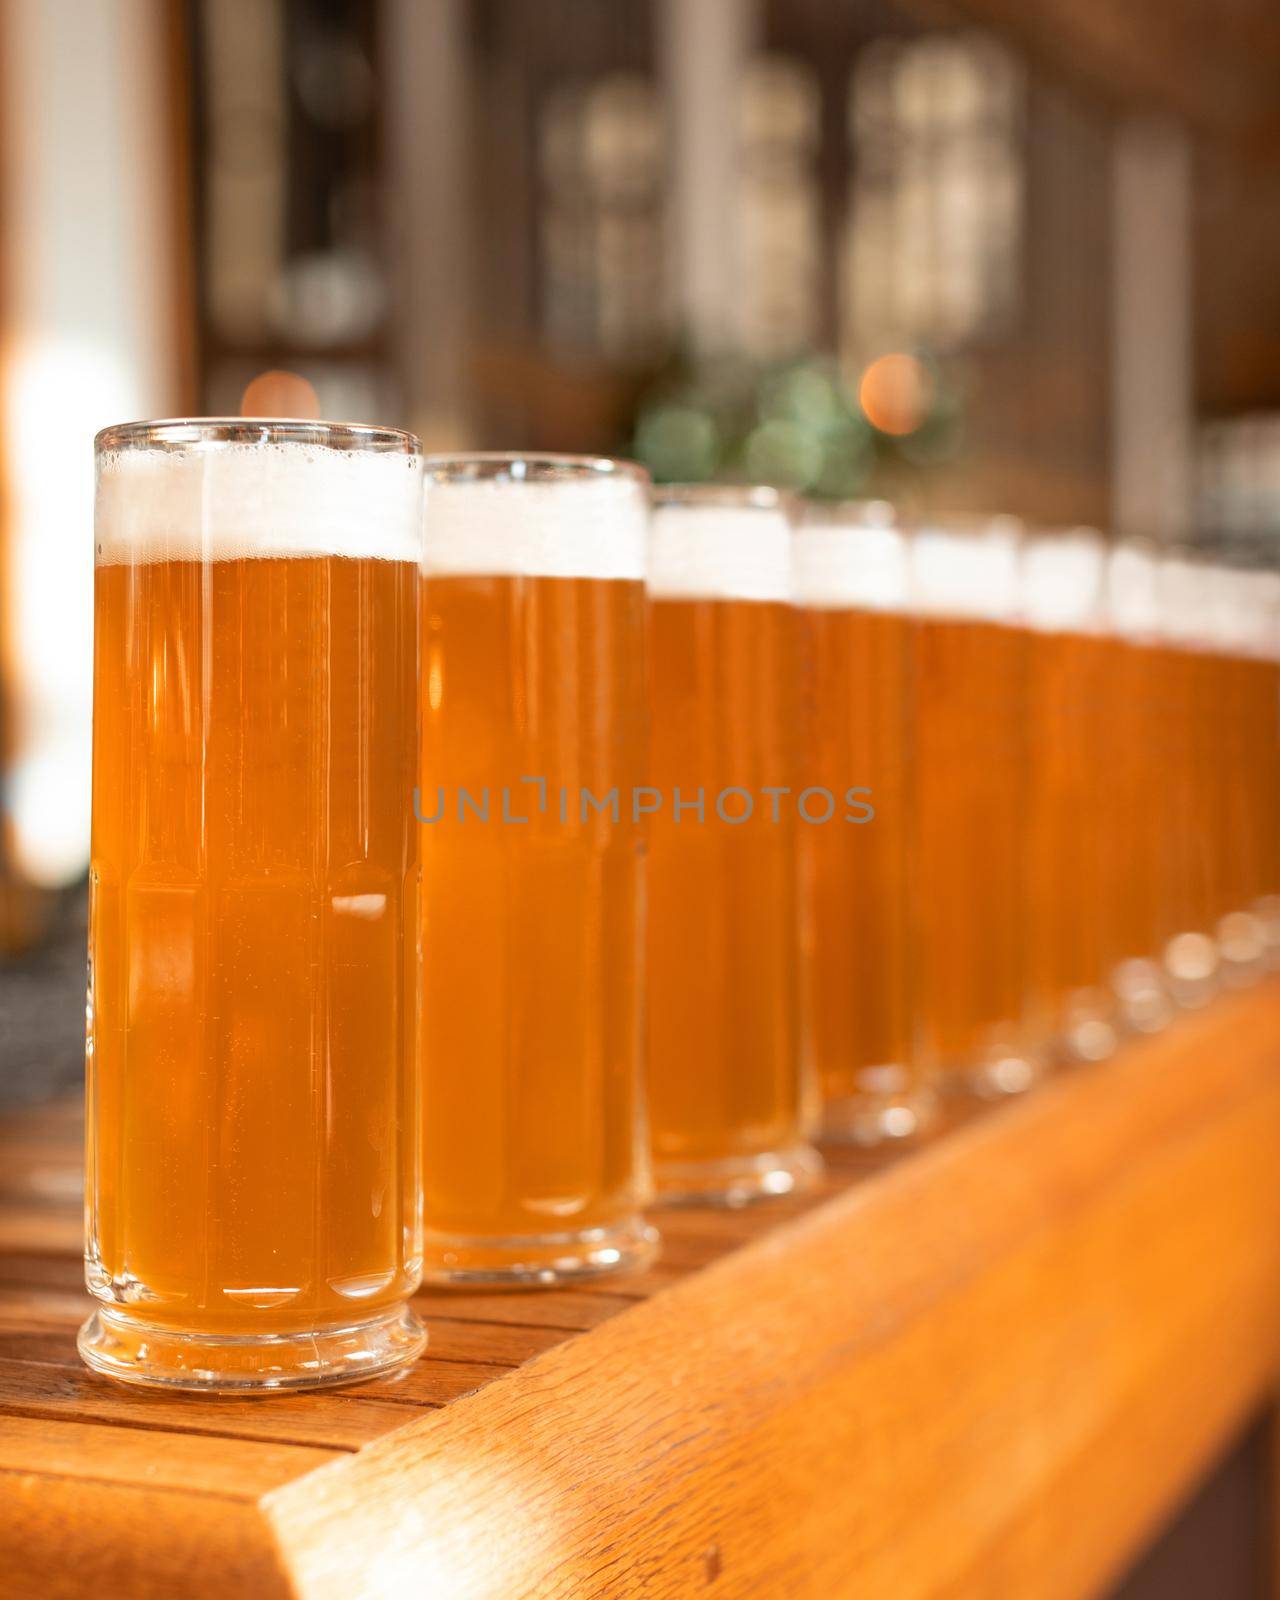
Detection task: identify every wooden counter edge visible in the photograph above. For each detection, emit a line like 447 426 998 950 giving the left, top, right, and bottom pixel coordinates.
241 983 1280 1600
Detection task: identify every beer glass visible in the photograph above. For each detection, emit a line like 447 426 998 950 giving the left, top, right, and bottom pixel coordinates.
646 486 820 1203
1156 552 1220 1007
910 516 1041 1094
1103 541 1174 1032
82 419 425 1391
1247 570 1280 965
1205 564 1268 985
794 500 932 1142
418 455 654 1281
1022 529 1118 1060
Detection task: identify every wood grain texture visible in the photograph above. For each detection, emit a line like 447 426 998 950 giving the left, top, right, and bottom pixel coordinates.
263 984 1280 1600
0 984 1277 1598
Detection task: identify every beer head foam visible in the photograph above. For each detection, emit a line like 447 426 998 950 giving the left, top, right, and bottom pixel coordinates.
793 503 908 612
1157 553 1210 648
422 472 646 580
910 516 1022 622
96 438 423 564
1202 566 1236 655
1204 564 1274 658
1251 571 1280 661
1022 529 1106 634
648 496 791 602
1106 541 1160 641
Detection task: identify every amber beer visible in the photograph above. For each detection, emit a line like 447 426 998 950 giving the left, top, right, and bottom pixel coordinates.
1248 571 1280 963
646 487 819 1201
794 502 930 1141
910 518 1039 1093
82 421 425 1391
1102 541 1174 1031
418 457 653 1280
1022 530 1118 1060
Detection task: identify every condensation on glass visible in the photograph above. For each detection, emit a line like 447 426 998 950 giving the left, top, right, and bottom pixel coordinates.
81 418 425 1391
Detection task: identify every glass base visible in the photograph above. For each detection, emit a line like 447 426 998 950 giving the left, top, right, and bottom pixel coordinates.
1111 957 1175 1034
955 1047 1048 1100
1217 910 1267 989
1057 988 1120 1063
654 1143 823 1208
1164 931 1220 1010
77 1302 426 1394
419 1214 658 1287
823 1084 937 1146
1254 896 1280 970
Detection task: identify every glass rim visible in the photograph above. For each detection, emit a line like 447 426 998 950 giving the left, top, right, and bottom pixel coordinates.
1021 522 1106 547
911 510 1025 540
423 452 650 487
95 417 423 455
651 482 790 513
796 497 897 529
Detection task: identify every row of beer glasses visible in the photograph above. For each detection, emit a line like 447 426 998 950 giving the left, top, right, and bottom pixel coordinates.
80 422 1279 1392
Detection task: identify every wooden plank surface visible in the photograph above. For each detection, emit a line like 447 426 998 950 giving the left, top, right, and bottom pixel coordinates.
1 983 1278 1598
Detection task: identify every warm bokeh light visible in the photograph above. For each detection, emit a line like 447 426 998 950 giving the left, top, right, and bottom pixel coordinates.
857 353 933 436
240 369 321 418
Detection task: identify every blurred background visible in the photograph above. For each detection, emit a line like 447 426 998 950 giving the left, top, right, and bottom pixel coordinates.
2 0 1280 1077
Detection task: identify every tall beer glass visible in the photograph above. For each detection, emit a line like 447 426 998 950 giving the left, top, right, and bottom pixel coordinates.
794 501 932 1141
1022 529 1118 1061
910 517 1040 1094
418 456 653 1281
1248 570 1280 965
1103 541 1174 1032
646 486 819 1203
83 419 425 1391
1206 564 1271 985
1156 552 1220 1007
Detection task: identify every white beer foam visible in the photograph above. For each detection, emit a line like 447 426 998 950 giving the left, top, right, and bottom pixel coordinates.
793 507 908 612
1252 572 1280 661
1022 529 1106 634
1106 542 1160 641
1203 566 1239 655
422 475 646 580
1158 553 1208 648
96 440 423 565
1205 565 1273 657
648 502 791 602
910 517 1022 622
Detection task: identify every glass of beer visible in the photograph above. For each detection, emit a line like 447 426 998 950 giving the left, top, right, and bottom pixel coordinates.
645 485 820 1203
418 455 655 1282
1155 550 1220 1007
910 516 1042 1095
1022 529 1119 1061
794 500 933 1142
1205 563 1269 986
82 419 426 1391
1247 569 1280 966
1103 540 1175 1032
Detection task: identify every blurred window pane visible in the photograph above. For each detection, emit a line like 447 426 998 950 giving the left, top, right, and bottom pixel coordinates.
536 71 667 361
738 55 821 360
843 32 1023 358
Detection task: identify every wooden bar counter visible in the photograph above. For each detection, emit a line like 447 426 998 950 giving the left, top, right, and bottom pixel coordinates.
2 982 1279 1598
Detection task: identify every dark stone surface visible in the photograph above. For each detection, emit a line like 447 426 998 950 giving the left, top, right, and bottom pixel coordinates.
0 886 87 1110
